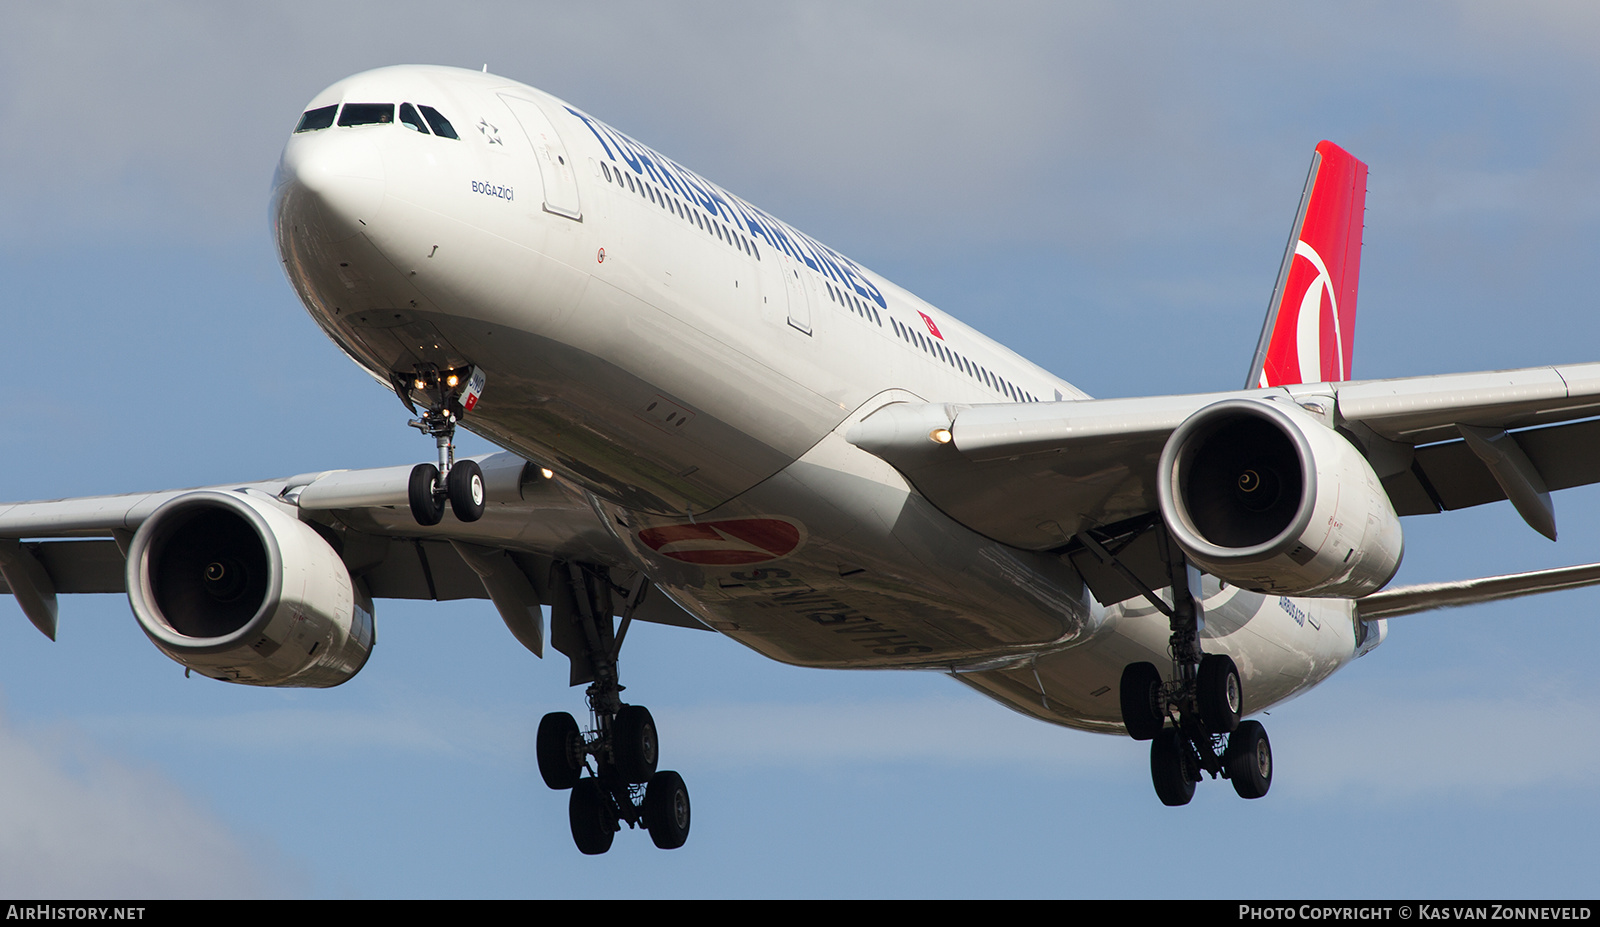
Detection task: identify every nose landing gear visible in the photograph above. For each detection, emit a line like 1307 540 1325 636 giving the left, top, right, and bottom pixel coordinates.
397 364 486 526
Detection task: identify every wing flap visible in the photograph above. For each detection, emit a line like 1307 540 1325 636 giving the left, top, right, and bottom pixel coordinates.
0 540 129 596
1378 417 1600 517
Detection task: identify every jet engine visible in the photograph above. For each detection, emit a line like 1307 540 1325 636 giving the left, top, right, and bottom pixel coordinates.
125 490 374 687
1157 397 1403 597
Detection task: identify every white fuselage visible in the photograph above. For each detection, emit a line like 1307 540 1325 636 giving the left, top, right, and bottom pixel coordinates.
272 65 1378 733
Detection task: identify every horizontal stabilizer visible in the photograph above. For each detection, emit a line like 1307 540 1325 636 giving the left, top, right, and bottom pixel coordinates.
1356 560 1600 619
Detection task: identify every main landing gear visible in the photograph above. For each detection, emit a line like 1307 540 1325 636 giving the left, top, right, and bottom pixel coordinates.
1087 526 1273 806
1123 652 1270 805
537 563 690 854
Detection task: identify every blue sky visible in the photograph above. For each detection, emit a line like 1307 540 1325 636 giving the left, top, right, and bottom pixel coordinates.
2 2 1598 898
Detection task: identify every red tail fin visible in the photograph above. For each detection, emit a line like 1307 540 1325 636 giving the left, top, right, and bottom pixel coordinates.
1246 141 1369 388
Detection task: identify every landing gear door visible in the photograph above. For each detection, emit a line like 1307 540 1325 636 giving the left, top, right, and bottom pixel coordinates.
499 94 582 221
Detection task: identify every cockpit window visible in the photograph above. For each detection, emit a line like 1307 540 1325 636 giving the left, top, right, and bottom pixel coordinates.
399 103 430 134
294 105 338 133
338 103 395 127
418 105 459 140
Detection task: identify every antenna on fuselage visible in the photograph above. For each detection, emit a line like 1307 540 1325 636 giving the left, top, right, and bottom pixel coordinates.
481 63 488 73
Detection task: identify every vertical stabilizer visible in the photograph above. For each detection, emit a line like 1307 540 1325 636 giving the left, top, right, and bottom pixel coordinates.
1246 141 1369 388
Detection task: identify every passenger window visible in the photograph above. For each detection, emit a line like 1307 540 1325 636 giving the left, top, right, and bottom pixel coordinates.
602 163 613 183
295 105 338 133
338 103 395 126
399 103 430 133
417 105 459 139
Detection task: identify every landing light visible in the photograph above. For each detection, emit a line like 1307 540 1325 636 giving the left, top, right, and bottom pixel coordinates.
446 374 460 388
540 468 554 480
929 428 953 445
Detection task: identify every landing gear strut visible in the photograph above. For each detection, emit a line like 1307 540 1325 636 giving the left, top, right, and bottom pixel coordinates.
399 363 486 526
536 563 690 854
1090 526 1271 806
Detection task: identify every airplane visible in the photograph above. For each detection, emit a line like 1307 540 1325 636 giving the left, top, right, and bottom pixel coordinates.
6 63 1600 855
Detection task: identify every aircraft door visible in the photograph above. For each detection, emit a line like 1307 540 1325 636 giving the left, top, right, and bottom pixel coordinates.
499 94 582 220
780 251 811 335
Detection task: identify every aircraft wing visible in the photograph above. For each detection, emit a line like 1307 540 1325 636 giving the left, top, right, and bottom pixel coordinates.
0 451 703 645
847 361 1600 601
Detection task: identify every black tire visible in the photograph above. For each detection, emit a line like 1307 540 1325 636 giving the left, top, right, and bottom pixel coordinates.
408 463 443 526
1119 662 1165 741
1150 730 1196 806
536 712 583 790
643 770 691 850
1197 653 1242 735
1225 719 1272 799
612 705 659 784
568 778 615 855
446 459 485 523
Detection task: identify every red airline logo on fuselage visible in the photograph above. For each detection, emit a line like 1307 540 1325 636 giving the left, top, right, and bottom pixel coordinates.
637 517 805 565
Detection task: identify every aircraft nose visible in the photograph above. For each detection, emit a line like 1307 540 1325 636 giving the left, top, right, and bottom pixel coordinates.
272 130 385 243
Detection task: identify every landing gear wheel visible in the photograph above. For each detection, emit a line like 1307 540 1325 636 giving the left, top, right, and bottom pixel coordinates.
536 712 583 790
408 464 443 526
1225 719 1272 799
612 705 659 784
1150 730 1197 806
1197 653 1242 735
568 778 616 855
1120 662 1165 741
446 459 485 523
643 770 691 850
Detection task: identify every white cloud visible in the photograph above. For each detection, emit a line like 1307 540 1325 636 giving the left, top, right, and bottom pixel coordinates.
84 701 526 761
1269 682 1600 802
8 2 1600 252
0 704 300 898
656 695 1135 769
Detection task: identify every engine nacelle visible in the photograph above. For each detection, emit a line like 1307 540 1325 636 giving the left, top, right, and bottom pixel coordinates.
1157 398 1403 597
126 490 374 687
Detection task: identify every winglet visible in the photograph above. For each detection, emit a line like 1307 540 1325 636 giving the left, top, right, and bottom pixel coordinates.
1246 141 1369 389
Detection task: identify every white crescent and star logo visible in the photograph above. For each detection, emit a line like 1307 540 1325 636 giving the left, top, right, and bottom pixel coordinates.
1291 239 1344 384
1260 238 1344 388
